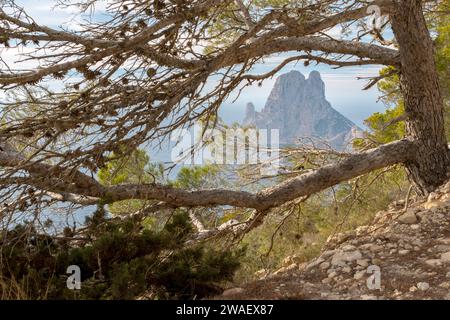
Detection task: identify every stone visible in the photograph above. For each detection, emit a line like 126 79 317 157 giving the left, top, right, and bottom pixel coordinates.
440 251 450 263
439 238 450 245
369 244 384 252
328 271 337 279
319 262 331 270
417 282 430 291
331 250 362 266
222 287 244 296
425 259 442 267
359 243 372 250
342 244 357 251
321 250 337 258
398 249 410 255
398 210 418 224
342 266 352 273
356 259 369 268
332 261 348 268
354 270 366 280
305 257 325 271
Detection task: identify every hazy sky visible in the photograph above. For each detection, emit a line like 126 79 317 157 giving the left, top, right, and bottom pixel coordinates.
4 0 389 128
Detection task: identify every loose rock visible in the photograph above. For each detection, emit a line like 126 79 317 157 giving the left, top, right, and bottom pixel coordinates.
417 282 430 291
398 210 418 224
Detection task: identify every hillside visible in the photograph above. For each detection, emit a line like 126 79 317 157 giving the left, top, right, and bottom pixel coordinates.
218 178 450 300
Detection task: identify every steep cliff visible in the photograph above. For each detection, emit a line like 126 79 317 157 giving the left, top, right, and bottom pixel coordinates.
243 70 362 150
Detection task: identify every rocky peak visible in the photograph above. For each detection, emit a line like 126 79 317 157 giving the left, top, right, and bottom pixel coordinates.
268 70 306 102
305 70 325 98
242 70 361 150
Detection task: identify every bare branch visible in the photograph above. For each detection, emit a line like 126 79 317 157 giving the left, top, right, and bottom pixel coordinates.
0 139 416 210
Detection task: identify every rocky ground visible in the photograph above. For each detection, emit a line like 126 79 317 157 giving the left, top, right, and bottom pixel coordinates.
218 180 450 300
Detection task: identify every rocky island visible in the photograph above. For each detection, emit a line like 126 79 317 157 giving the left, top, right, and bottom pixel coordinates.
243 70 362 150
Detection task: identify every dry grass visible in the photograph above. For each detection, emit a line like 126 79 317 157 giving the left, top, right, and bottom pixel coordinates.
0 274 29 300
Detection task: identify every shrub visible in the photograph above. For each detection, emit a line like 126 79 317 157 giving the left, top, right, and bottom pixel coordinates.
0 209 242 300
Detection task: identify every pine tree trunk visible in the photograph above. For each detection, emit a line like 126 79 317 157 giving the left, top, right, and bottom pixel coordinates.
391 0 450 195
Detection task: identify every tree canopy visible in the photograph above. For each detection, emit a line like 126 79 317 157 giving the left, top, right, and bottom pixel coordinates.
0 0 448 243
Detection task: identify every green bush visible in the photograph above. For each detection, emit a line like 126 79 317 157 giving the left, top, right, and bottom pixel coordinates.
0 209 242 300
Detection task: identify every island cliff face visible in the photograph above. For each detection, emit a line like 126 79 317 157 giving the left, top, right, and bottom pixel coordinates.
243 70 362 150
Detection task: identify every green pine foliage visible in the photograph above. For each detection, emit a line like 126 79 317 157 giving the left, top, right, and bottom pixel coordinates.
97 149 165 215
0 209 242 300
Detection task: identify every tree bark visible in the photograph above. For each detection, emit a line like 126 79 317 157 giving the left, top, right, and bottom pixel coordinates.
391 0 450 195
0 139 416 210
